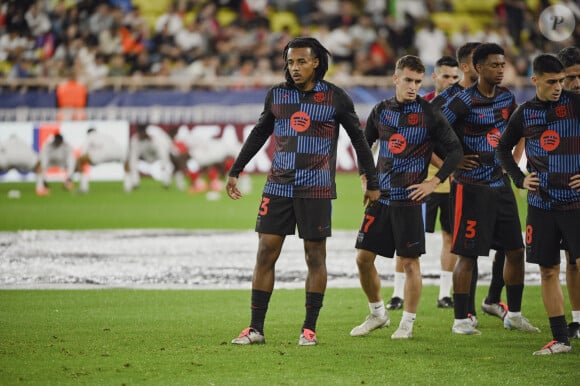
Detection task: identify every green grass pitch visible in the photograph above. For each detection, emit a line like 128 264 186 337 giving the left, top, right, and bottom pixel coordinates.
0 173 528 231
0 287 577 385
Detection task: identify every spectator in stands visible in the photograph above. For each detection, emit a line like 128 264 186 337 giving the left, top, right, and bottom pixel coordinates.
85 52 108 91
108 54 129 77
175 19 207 61
131 50 152 76
324 22 355 64
99 23 122 57
88 3 113 39
0 27 28 62
2 0 579 92
154 3 183 37
414 20 447 75
349 14 378 55
7 56 35 81
151 22 181 61
24 2 50 37
450 24 475 51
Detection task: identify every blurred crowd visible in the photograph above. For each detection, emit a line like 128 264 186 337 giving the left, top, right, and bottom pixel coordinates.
1 0 579 91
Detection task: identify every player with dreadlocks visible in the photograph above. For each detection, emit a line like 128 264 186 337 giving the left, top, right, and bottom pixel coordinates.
226 37 380 346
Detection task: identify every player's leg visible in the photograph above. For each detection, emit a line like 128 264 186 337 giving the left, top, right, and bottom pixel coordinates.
452 255 480 334
494 184 538 332
534 264 571 355
300 238 326 345
388 256 405 310
392 256 421 339
351 248 390 336
449 181 490 334
503 247 539 332
232 233 285 345
482 249 508 319
351 202 392 336
232 195 294 345
391 205 424 339
295 198 332 346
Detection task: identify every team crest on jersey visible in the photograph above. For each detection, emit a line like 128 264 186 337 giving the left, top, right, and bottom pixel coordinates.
486 128 501 148
501 108 509 120
313 92 325 103
388 133 407 154
555 105 567 118
407 113 419 125
540 130 560 151
290 111 311 132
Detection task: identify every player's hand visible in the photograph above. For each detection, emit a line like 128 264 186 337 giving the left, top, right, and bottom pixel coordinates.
569 174 580 192
226 176 242 200
407 178 439 201
457 154 479 170
363 189 380 208
63 178 74 192
523 172 540 191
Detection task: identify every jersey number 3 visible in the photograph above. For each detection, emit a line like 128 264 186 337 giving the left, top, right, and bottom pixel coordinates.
465 220 477 239
259 197 271 215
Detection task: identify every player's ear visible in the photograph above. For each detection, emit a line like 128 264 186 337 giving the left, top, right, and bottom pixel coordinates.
313 57 319 69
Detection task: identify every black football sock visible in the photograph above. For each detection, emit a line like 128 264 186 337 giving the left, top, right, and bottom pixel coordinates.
486 249 505 304
453 293 470 320
505 284 524 313
549 315 570 345
303 292 324 332
250 289 271 334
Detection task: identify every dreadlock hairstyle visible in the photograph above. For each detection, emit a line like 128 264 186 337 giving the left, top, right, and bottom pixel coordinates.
283 37 331 84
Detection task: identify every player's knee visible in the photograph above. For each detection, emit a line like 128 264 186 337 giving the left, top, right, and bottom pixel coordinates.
540 265 560 281
505 248 524 262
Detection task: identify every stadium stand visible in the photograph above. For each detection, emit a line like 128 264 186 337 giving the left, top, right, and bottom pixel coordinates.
0 0 577 98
